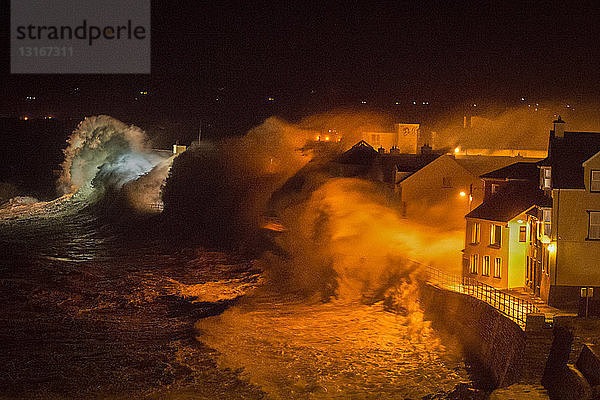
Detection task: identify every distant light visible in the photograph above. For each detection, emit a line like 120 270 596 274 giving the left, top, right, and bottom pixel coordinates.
566 104 570 108
361 100 367 104
324 136 330 141
469 195 473 201
23 116 29 120
337 137 342 142
395 101 400 105
459 191 466 197
472 104 477 107
454 147 460 153
315 135 320 141
517 219 523 224
521 97 525 101
548 243 556 252
267 97 275 101
413 101 417 105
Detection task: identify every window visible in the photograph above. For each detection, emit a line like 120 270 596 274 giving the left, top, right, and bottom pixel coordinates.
491 183 500 194
592 170 600 192
371 134 381 145
494 257 501 278
589 211 600 239
469 254 479 274
519 225 527 242
540 167 551 190
471 222 480 244
442 177 452 187
482 256 490 276
542 208 552 237
529 221 535 243
490 224 502 247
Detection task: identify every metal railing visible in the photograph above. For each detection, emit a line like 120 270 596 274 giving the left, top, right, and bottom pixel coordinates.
422 264 539 327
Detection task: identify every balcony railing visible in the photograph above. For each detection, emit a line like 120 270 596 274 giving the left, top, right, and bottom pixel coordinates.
421 264 539 327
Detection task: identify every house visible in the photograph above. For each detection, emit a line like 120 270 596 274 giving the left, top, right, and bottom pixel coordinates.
462 166 551 289
329 140 441 188
396 154 540 226
362 123 435 154
536 118 600 312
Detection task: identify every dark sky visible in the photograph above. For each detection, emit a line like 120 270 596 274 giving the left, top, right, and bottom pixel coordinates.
2 1 600 131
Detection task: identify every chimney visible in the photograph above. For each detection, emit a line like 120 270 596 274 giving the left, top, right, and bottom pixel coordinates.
389 146 400 155
553 116 565 138
378 146 385 154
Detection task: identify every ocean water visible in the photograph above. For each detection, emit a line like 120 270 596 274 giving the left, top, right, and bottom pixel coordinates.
0 196 475 399
0 115 480 399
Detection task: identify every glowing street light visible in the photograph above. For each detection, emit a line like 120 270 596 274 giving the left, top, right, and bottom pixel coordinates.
459 191 466 197
548 243 556 253
454 147 460 154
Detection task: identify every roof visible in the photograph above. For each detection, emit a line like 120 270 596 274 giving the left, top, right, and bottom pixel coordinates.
539 131 600 189
334 140 379 165
466 180 552 222
454 155 540 178
480 162 540 182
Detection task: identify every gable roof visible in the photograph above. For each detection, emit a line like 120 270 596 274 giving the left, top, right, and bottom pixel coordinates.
454 155 539 178
334 140 379 165
480 162 540 182
466 180 552 222
539 131 600 189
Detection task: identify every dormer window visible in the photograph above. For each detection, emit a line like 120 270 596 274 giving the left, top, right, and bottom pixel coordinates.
591 170 600 192
540 167 551 190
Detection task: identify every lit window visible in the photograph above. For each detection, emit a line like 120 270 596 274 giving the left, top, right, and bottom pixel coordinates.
470 254 479 274
589 211 600 239
471 222 480 244
540 167 551 189
494 258 501 278
490 224 502 247
591 170 600 192
482 256 490 276
542 208 552 237
519 225 527 242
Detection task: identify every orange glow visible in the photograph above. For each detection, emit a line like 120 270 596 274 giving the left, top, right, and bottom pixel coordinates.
324 136 330 141
23 116 29 120
315 135 320 141
454 147 460 153
459 191 466 197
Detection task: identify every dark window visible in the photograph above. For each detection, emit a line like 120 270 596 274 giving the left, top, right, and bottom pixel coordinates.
494 257 501 278
490 224 502 247
482 256 490 276
519 226 527 242
592 170 600 192
589 211 600 239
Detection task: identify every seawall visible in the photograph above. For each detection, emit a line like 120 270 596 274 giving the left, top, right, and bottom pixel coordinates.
419 283 554 387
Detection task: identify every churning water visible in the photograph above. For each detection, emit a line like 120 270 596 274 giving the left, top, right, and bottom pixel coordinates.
0 115 477 399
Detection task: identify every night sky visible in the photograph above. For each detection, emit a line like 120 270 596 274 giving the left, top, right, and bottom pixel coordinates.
2 2 600 134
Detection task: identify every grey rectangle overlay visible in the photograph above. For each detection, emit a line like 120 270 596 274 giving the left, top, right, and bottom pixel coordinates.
11 0 150 74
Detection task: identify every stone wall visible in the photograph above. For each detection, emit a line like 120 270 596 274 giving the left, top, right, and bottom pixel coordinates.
419 283 554 387
420 283 600 398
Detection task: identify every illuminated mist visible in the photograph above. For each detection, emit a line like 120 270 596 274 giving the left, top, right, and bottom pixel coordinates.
57 115 173 212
